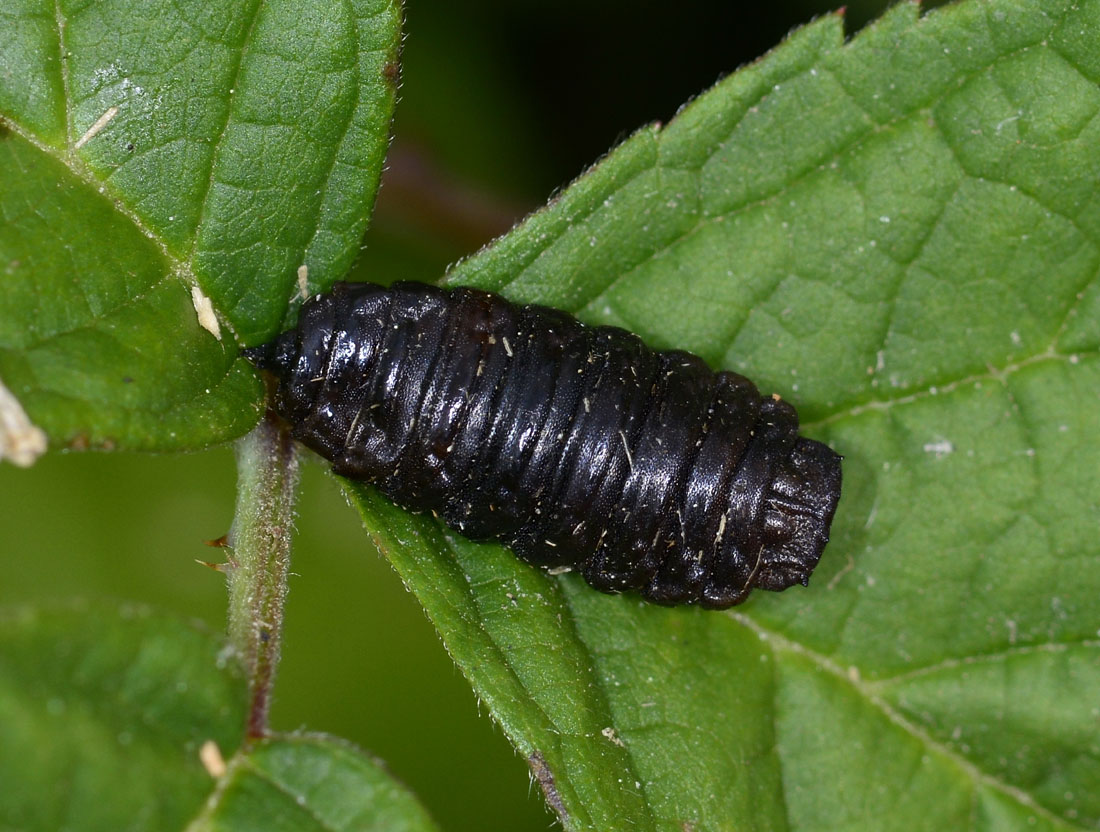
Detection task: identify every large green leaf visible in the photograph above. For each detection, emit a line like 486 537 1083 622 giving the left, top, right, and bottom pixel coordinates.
186 734 440 832
0 605 441 832
0 604 246 831
0 0 401 451
347 1 1100 829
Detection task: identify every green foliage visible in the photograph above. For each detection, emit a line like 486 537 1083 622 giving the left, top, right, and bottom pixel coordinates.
0 605 246 831
2 0 1099 829
0 0 400 450
187 735 439 832
0 606 438 831
349 2 1100 830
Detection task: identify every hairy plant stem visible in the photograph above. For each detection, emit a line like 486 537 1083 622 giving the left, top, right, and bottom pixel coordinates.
226 409 299 740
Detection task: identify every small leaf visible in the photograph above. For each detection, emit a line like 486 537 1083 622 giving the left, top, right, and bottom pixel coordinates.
0 603 246 832
348 1 1100 829
186 734 440 832
0 0 401 451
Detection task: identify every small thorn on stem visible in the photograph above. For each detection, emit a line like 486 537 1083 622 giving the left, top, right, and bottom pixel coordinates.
196 559 228 572
204 534 230 548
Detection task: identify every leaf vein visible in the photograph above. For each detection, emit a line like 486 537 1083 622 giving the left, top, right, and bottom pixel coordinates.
189 0 265 261
52 0 72 147
802 349 1096 432
731 611 1087 832
866 638 1100 687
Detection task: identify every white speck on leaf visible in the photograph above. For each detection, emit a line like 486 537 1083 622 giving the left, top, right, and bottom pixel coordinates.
297 264 309 299
191 286 222 340
199 740 227 778
601 727 625 747
923 439 954 456
0 377 47 467
74 106 119 149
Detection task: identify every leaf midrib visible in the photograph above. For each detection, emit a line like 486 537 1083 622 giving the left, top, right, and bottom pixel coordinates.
0 118 204 319
0 119 250 419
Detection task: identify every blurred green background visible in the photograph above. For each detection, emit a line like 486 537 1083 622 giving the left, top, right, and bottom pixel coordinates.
1 1 912 828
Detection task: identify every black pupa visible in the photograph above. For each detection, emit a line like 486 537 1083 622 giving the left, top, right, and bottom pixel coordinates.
245 281 842 609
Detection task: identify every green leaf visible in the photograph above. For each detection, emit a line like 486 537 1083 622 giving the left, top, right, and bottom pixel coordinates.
0 0 401 451
347 1 1100 829
0 603 246 832
186 734 440 832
